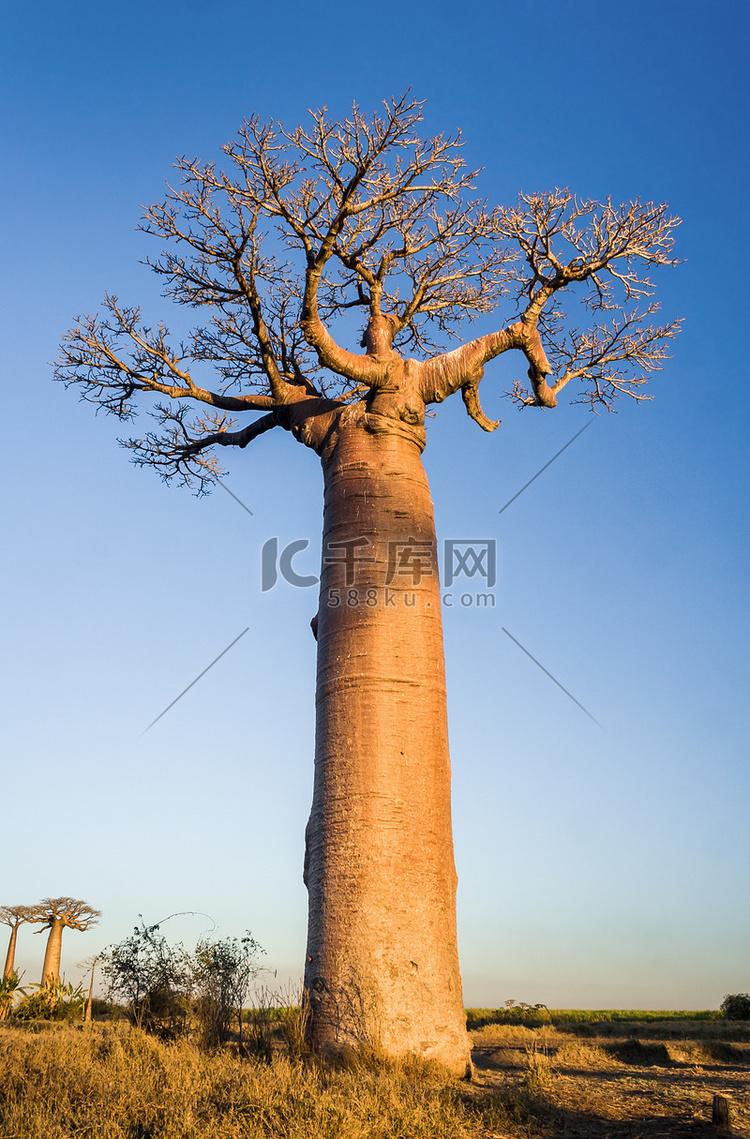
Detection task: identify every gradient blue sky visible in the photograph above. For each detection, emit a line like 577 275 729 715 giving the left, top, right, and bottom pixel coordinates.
2 0 748 1008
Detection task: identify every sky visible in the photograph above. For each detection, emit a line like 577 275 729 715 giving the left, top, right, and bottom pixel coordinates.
1 0 748 1010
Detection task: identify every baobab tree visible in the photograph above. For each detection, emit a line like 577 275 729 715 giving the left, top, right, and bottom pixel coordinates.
34 898 101 985
78 953 100 1022
1 904 38 979
55 95 680 1073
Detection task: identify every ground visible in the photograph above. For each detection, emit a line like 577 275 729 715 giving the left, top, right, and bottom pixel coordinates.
467 1019 750 1138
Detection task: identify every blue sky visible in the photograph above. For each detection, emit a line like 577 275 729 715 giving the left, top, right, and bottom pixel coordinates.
1 0 748 1009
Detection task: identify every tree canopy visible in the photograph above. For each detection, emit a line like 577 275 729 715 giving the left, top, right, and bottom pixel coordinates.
33 898 101 933
0 905 39 930
55 94 680 490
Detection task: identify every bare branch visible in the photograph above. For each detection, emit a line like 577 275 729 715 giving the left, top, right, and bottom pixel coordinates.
549 310 683 410
418 190 680 414
121 406 279 492
58 100 681 469
55 296 277 418
497 190 680 311
0 905 40 930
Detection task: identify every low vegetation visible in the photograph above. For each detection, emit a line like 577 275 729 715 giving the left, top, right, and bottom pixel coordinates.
100 921 269 1050
2 1007 750 1138
12 977 85 1022
3 923 749 1139
0 1024 474 1139
466 1006 723 1029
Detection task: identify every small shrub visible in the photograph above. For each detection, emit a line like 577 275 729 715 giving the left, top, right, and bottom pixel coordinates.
101 921 194 1037
192 932 264 1049
89 997 122 1020
14 978 84 1022
101 922 266 1045
721 993 750 1021
523 1044 554 1090
0 971 25 1020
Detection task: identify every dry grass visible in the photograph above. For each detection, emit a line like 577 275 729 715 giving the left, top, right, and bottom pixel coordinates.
0 1023 475 1139
469 1022 547 1049
2 1018 750 1139
554 1040 613 1069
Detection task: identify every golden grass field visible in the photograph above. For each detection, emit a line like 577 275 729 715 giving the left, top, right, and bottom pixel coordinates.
0 1014 748 1138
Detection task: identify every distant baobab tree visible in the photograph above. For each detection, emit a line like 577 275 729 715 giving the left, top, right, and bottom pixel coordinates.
1 904 38 979
34 898 101 985
79 953 100 1022
55 95 680 1073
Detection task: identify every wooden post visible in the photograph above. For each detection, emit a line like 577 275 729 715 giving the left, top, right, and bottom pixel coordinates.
712 1094 731 1128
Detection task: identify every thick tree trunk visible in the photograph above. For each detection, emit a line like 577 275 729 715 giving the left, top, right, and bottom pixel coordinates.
304 419 471 1075
41 921 63 985
3 926 19 979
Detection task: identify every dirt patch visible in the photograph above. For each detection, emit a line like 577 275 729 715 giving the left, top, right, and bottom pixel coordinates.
468 1024 750 1137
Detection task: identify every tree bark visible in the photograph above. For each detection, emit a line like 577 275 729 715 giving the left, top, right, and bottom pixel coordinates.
304 415 471 1075
41 921 64 985
3 926 19 979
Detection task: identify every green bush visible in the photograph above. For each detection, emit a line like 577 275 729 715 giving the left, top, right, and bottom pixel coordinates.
14 979 84 1021
0 971 26 1020
100 921 193 1037
101 921 266 1047
721 993 750 1020
192 933 264 1049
